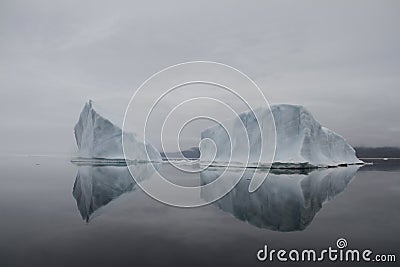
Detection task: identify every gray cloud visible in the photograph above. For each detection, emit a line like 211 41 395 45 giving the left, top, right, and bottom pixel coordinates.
0 0 399 155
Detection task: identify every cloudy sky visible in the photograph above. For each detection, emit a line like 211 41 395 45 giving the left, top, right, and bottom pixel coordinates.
0 0 399 155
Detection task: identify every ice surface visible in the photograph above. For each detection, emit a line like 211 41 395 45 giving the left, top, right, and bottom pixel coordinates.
200 104 363 167
200 165 360 231
74 100 161 161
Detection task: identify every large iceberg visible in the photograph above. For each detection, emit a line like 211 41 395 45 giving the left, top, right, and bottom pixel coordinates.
200 104 363 168
74 100 161 162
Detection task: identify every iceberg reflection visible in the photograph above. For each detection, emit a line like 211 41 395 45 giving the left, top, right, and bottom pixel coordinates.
72 160 360 228
72 163 157 222
201 166 360 231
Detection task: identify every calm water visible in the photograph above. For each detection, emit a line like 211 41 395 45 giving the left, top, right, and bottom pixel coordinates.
0 157 399 267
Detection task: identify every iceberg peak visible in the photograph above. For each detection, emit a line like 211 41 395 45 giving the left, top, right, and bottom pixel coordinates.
74 100 161 162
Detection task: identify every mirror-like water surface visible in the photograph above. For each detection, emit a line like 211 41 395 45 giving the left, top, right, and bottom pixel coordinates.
0 157 399 266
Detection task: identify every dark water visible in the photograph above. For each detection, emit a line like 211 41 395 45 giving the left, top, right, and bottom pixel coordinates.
0 157 399 267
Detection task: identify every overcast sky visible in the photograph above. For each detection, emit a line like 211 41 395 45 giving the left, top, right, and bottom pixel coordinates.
0 0 399 155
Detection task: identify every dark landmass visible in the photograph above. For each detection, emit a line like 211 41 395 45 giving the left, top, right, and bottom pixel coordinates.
161 146 400 159
355 147 400 158
160 147 200 159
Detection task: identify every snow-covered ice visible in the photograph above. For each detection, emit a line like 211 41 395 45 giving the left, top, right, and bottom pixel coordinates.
74 100 161 161
200 104 363 167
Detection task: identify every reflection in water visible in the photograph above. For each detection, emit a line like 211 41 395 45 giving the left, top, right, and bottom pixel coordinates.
201 166 360 232
72 163 156 222
72 161 360 229
359 158 400 172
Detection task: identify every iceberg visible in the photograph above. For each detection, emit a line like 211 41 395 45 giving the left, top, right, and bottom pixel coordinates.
200 166 360 231
200 104 363 168
74 100 161 162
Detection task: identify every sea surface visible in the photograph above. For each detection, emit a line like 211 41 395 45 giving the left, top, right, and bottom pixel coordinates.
0 157 399 267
